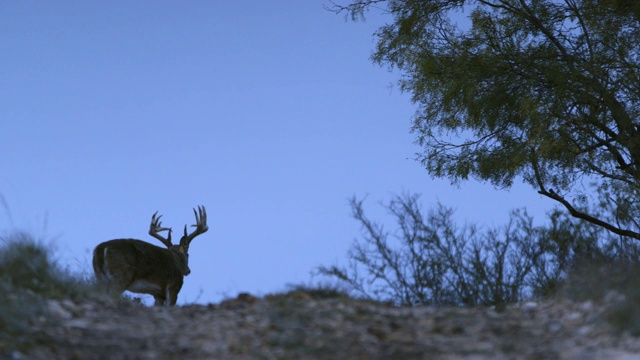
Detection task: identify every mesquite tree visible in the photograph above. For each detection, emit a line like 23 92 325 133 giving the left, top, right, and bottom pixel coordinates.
329 0 640 239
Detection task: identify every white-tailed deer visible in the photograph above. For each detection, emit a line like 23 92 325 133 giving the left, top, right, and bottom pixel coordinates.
93 206 208 306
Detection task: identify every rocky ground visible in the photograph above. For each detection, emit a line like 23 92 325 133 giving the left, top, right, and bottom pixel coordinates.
11 292 640 359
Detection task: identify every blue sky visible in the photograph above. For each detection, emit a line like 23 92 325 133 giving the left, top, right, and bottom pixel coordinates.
0 1 553 304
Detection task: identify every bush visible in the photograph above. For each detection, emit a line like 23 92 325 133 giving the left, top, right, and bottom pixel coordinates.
318 193 640 307
560 256 640 335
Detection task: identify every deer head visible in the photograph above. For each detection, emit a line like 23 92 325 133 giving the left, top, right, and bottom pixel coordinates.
93 206 208 306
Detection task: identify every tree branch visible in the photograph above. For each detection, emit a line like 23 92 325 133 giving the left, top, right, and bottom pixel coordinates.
530 151 640 240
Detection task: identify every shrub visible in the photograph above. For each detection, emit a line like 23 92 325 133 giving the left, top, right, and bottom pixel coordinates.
318 193 640 307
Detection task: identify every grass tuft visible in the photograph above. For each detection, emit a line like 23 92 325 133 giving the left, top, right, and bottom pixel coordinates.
0 231 111 355
284 281 352 300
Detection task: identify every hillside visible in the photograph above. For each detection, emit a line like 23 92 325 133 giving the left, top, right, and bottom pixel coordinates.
12 292 640 359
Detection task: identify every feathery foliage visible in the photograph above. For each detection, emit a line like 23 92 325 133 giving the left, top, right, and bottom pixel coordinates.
329 0 640 239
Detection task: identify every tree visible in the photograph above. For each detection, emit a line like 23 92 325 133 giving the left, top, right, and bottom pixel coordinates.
328 0 640 239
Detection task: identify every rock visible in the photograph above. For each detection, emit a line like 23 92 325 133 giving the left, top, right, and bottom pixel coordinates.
47 300 72 320
8 295 640 359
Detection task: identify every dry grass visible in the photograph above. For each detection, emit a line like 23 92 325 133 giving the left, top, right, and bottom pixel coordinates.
0 232 112 355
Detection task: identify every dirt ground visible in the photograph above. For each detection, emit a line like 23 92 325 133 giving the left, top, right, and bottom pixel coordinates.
12 292 640 359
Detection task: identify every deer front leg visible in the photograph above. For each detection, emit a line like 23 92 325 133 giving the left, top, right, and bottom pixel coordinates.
153 295 167 306
165 281 184 306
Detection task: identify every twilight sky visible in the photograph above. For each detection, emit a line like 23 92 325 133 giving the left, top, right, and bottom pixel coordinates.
0 1 552 304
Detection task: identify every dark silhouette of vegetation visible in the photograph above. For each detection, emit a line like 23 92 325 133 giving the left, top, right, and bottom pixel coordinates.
328 0 640 240
318 194 640 307
0 232 111 355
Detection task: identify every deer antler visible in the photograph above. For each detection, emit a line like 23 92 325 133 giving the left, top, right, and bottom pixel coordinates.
180 205 208 251
149 211 173 248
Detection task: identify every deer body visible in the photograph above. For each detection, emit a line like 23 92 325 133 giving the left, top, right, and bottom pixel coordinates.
92 206 207 306
93 239 188 305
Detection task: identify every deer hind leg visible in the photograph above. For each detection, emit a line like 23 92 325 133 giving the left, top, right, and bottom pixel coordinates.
94 246 123 296
100 247 136 296
93 246 111 284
